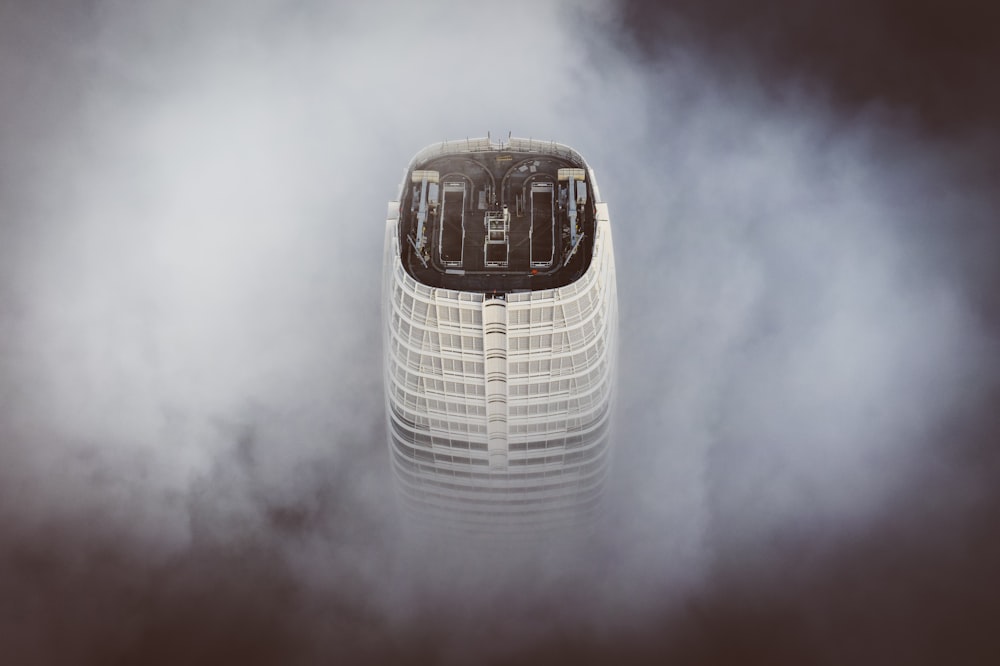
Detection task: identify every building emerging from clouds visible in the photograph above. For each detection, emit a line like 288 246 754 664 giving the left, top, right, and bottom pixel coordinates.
383 137 617 532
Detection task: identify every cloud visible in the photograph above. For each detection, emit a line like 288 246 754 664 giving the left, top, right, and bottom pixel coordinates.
1 1 997 663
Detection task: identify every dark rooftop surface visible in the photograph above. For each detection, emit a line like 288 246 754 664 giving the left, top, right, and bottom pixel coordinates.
398 146 597 293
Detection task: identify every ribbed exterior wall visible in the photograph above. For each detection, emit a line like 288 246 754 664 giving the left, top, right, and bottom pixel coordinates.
383 170 617 533
483 299 509 471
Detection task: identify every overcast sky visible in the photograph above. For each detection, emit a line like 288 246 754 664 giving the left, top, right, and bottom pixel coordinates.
1 1 998 664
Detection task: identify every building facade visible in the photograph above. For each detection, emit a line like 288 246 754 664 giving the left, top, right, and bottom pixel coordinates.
383 137 617 532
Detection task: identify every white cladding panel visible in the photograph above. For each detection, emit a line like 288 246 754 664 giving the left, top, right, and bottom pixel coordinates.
383 156 617 533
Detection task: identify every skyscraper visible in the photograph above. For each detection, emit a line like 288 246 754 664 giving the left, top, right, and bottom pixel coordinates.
383 137 617 532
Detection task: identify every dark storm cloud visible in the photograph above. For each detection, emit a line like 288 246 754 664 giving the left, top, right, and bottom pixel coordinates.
1 0 998 663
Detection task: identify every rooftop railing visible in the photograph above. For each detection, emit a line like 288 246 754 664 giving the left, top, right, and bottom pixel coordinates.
406 137 587 172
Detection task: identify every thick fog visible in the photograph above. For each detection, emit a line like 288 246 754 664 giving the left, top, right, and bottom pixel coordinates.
1 1 998 663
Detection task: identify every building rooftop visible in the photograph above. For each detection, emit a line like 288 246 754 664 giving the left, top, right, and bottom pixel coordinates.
397 139 597 293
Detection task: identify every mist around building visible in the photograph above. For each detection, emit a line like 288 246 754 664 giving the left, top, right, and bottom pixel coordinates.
1 1 998 663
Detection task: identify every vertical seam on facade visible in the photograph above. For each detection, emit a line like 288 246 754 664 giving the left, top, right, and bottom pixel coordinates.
483 297 509 470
